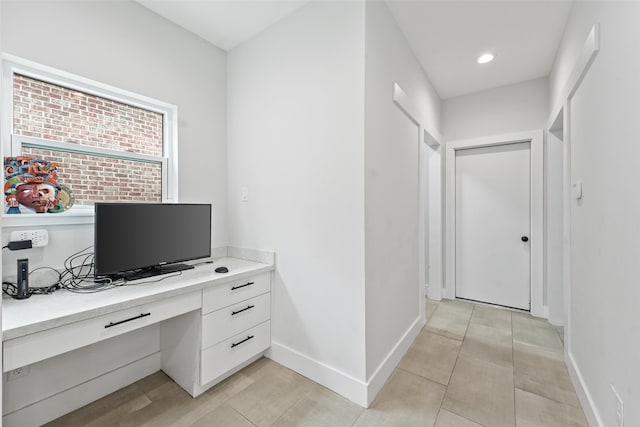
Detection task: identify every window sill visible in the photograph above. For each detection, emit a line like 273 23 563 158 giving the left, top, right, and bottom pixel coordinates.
2 209 95 227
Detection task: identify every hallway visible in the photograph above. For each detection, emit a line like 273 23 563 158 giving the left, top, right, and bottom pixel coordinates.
411 299 585 426
46 300 587 427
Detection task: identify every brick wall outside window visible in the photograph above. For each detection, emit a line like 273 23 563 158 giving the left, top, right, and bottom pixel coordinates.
13 74 163 205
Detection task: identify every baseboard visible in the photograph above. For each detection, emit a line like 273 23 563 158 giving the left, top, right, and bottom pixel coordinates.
425 283 443 301
266 342 368 407
566 350 604 427
268 315 425 408
2 352 160 427
365 315 424 406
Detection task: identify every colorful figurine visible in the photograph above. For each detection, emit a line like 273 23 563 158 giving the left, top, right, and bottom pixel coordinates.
4 157 74 214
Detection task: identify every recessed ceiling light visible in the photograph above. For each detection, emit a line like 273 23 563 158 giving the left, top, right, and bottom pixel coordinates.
477 53 495 64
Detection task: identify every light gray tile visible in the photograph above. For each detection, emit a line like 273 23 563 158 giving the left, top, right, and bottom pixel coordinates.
426 299 440 320
46 393 151 427
97 380 193 427
144 371 255 427
469 304 512 331
515 388 588 427
435 409 484 427
398 330 461 385
190 404 254 427
272 384 362 427
514 341 580 407
353 369 445 427
554 325 565 346
442 299 476 314
45 371 179 427
442 354 514 427
426 300 473 340
513 313 564 352
459 322 513 368
225 361 315 427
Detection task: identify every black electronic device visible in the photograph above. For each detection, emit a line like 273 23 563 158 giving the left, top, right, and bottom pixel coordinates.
7 240 33 251
215 266 229 274
16 258 30 299
94 203 212 281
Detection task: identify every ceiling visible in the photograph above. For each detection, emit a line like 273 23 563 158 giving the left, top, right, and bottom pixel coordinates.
136 0 310 51
386 1 573 99
136 0 574 100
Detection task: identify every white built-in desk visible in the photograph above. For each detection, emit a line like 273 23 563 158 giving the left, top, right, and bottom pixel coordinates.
2 254 274 403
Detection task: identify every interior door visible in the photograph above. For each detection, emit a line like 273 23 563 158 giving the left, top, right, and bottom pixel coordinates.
455 142 531 310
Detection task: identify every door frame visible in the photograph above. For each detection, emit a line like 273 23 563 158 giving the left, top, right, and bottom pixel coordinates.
445 130 545 317
392 83 443 305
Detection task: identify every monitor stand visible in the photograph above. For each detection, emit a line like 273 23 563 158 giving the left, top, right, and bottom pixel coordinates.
121 263 194 281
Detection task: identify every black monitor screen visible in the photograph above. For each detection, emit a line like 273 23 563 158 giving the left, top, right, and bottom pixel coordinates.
94 203 211 278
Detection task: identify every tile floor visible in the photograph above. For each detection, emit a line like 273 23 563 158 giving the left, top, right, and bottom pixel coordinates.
46 299 588 427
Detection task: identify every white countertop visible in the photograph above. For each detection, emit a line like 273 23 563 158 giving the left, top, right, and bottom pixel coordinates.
2 256 274 340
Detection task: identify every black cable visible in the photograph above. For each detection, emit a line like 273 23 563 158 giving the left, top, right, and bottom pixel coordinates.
56 245 129 293
28 267 63 294
4 244 185 295
3 281 17 298
125 270 183 286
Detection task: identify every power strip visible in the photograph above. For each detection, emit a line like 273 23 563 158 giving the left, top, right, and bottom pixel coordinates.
10 229 49 248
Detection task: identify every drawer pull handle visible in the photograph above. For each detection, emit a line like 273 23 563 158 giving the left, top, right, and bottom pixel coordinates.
105 312 151 328
231 335 255 348
232 305 255 316
231 281 255 291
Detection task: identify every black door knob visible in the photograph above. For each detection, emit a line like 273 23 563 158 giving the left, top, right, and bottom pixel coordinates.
521 236 529 242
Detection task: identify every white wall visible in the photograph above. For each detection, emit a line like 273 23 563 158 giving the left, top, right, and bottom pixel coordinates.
549 2 640 426
442 77 549 141
0 1 227 422
364 0 441 379
227 0 368 394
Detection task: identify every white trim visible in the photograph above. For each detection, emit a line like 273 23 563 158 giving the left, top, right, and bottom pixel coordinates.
268 314 424 409
1 54 176 113
266 341 368 407
551 25 604 427
1 54 179 224
548 25 600 127
566 351 604 427
544 23 599 360
364 315 424 406
392 83 420 127
445 130 544 317
12 135 164 164
2 210 96 227
562 103 572 352
392 82 443 302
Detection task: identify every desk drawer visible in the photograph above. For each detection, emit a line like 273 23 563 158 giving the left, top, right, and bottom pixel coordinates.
3 291 200 372
202 292 271 349
200 320 270 385
202 273 270 314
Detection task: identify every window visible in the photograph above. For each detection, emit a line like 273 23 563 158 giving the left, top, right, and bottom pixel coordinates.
2 55 177 222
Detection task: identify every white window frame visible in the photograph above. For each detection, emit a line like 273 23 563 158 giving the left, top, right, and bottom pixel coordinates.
1 54 178 226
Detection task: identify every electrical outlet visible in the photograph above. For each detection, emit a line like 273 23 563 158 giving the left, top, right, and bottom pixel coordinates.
241 186 249 202
7 366 30 381
10 229 49 247
610 384 624 427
